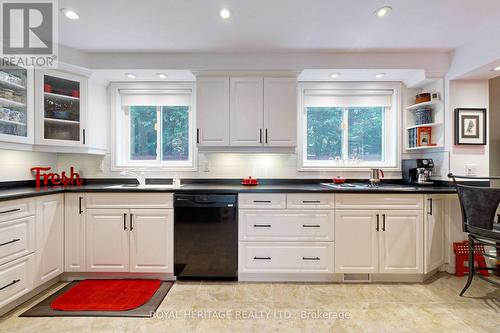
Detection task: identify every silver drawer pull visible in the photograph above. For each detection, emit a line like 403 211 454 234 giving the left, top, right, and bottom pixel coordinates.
0 238 21 247
254 256 271 260
0 208 21 215
254 224 271 228
302 224 321 228
0 279 20 291
253 200 272 203
302 200 321 204
302 256 321 261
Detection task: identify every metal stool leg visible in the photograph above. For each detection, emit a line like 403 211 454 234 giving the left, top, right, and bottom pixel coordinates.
460 236 475 296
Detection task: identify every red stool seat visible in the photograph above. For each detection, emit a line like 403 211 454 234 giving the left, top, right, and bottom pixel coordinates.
453 241 489 277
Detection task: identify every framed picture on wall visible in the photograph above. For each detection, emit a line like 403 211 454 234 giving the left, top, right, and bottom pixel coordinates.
454 108 487 145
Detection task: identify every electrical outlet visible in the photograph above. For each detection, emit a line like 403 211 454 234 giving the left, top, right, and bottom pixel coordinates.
465 164 477 176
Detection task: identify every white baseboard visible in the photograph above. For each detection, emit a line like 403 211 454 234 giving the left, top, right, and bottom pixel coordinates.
61 272 175 281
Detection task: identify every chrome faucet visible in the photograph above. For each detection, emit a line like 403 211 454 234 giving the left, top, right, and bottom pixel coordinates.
120 170 146 187
369 168 384 186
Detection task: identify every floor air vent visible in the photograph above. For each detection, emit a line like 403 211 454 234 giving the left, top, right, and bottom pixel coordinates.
343 273 371 282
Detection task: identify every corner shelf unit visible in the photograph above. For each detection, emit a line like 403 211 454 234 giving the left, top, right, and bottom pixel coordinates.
404 79 444 151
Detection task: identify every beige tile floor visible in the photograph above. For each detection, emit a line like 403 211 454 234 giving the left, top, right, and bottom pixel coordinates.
0 273 498 333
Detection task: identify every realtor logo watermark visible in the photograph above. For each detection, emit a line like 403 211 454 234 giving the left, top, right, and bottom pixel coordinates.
0 0 58 68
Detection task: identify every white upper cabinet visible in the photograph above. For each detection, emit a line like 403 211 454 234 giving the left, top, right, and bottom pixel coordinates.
0 65 34 145
230 77 264 146
196 77 230 146
34 69 88 147
263 78 297 147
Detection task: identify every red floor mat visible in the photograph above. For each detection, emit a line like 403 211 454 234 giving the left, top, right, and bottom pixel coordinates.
50 279 162 311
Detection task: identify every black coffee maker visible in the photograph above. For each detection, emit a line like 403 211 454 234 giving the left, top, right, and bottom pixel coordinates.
402 159 435 185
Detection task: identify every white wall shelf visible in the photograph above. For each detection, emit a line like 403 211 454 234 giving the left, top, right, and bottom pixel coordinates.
406 100 439 111
406 123 441 130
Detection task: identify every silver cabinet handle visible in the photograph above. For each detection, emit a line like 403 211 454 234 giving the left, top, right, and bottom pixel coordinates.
0 279 20 291
427 198 433 215
253 200 271 203
302 224 320 228
259 128 263 144
123 213 127 231
0 238 20 247
254 256 271 260
302 200 321 204
376 214 379 231
130 213 134 231
253 224 271 228
382 214 386 231
302 256 320 261
0 208 20 215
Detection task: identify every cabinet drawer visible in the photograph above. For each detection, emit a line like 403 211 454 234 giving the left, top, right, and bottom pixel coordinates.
0 254 34 308
239 242 334 273
0 216 35 266
335 194 423 210
0 198 35 223
238 193 286 209
287 193 334 209
239 210 334 241
85 193 173 209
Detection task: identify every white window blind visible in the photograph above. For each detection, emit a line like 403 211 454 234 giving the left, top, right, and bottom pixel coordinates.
304 89 393 108
120 89 192 106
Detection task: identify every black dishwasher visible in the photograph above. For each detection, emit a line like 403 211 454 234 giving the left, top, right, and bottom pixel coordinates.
174 193 238 280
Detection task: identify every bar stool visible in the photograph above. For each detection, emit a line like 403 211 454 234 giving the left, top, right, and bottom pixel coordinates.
448 173 500 296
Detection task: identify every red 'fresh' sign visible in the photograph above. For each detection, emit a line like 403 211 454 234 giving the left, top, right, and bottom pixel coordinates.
31 166 83 188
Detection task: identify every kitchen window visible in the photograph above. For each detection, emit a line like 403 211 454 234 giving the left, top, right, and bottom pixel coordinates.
298 83 400 170
112 83 196 170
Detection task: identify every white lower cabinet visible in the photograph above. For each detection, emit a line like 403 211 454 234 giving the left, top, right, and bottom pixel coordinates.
0 254 35 309
424 195 445 273
86 209 130 272
239 242 334 274
379 210 423 273
335 208 423 274
334 210 379 273
129 209 173 273
64 193 86 272
34 194 64 287
84 196 174 274
238 193 335 281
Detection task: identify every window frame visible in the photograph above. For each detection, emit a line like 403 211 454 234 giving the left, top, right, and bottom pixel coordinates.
110 82 197 171
297 82 401 171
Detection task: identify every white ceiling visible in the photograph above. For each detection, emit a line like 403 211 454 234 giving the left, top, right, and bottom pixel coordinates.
59 0 500 52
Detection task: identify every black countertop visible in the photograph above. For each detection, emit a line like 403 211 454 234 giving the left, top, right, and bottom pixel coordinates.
0 179 457 202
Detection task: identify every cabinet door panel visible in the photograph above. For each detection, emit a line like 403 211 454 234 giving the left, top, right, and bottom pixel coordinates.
424 196 445 273
35 194 64 286
86 209 129 272
263 78 297 147
197 77 230 146
64 193 86 272
379 210 423 273
334 210 378 273
129 209 173 273
230 77 263 146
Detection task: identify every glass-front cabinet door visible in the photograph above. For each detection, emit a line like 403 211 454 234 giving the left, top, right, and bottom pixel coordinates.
0 63 34 144
35 70 87 146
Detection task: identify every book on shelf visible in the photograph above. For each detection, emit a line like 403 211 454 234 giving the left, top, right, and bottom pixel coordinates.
408 126 434 148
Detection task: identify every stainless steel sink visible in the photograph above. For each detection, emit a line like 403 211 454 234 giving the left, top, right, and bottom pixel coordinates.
321 183 416 190
105 184 182 189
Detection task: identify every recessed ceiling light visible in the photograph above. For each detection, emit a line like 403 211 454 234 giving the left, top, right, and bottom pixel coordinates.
61 8 79 20
375 73 386 78
330 73 341 78
219 8 231 19
125 73 136 79
375 6 392 17
156 73 168 79
493 66 500 72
